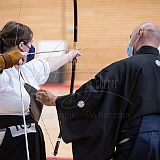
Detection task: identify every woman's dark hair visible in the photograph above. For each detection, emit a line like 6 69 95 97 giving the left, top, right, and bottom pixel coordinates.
0 21 33 53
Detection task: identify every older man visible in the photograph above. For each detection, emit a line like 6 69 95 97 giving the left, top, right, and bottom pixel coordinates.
37 22 160 160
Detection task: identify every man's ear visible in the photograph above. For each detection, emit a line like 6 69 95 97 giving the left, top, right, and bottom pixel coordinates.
138 29 143 38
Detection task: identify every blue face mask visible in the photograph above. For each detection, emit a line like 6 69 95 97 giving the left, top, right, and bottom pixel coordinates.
26 45 35 62
127 44 133 57
127 32 142 57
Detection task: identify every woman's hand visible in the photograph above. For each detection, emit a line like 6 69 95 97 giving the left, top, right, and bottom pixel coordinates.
66 49 82 62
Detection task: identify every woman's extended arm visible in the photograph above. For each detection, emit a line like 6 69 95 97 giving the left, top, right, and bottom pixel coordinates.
47 50 80 72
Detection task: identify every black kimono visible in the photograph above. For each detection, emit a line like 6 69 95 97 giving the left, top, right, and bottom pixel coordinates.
56 46 160 160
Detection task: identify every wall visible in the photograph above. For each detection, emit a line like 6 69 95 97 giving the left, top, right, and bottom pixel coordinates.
0 0 160 84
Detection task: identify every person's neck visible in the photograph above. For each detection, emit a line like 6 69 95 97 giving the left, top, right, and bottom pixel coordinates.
137 42 159 51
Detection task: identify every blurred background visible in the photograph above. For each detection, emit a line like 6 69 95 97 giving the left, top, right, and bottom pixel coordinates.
0 0 160 159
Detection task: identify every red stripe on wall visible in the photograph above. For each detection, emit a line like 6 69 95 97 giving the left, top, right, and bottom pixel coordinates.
40 84 81 90
47 158 72 160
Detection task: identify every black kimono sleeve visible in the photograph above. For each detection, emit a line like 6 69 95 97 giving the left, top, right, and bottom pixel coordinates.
56 61 132 160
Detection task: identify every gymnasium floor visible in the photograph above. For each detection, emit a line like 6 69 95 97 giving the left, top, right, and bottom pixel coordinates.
39 84 81 160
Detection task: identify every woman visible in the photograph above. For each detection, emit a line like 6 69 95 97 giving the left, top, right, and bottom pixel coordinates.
0 21 79 160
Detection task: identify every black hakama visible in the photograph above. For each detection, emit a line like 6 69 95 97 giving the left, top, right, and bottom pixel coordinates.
0 115 46 160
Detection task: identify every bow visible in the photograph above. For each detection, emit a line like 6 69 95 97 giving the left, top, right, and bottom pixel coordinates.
70 0 78 94
53 0 78 156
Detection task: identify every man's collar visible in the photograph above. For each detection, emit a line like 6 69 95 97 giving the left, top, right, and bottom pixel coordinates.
136 46 159 55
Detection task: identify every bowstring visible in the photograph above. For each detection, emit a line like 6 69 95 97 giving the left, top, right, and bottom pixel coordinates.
18 0 23 21
18 66 30 160
38 40 67 151
26 40 69 152
16 0 30 160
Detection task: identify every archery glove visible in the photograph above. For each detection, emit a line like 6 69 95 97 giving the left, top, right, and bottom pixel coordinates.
0 51 24 70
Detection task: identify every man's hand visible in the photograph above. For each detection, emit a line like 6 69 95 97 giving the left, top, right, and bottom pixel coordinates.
36 89 57 106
